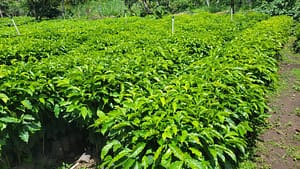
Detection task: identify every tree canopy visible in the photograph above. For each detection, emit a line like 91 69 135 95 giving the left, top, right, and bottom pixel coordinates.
0 0 299 20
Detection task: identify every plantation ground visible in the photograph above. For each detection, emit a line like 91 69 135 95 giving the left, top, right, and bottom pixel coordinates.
258 39 300 169
240 38 300 169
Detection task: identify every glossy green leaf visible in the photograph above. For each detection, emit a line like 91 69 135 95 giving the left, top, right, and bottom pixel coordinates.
0 116 20 123
130 142 146 158
19 130 29 143
123 158 136 169
108 148 130 168
54 104 60 118
169 161 184 169
101 140 121 159
169 143 185 161
21 99 33 110
0 93 9 103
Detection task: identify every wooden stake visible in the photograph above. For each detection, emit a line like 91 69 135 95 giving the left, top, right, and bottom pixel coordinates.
11 17 21 35
0 9 3 18
230 8 233 21
172 16 175 34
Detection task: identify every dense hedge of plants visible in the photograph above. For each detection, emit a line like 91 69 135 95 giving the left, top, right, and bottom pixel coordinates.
294 24 300 53
0 12 292 168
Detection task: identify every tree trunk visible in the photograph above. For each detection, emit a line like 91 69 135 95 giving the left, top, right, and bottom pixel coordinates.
141 0 151 14
248 0 252 9
62 0 65 19
231 0 235 14
206 0 210 7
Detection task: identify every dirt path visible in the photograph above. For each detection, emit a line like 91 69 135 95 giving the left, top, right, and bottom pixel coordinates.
255 38 300 169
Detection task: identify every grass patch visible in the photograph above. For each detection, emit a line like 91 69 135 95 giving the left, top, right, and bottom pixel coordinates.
286 146 300 161
292 69 300 80
239 161 257 169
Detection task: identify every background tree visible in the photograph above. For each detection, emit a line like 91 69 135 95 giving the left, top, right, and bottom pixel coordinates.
26 0 61 20
256 0 299 21
0 0 27 17
231 0 235 14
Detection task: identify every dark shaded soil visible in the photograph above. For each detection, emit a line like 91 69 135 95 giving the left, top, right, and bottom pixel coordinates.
255 39 300 169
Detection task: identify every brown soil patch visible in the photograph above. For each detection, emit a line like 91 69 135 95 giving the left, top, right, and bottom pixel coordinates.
255 40 300 169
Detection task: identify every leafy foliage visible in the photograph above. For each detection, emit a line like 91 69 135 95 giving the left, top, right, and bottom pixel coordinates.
255 0 300 21
26 0 62 20
0 0 27 17
0 12 292 168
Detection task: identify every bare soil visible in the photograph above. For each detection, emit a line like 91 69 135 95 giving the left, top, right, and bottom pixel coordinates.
255 39 300 169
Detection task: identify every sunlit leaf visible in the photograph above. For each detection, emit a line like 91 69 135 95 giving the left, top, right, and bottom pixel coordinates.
21 99 32 110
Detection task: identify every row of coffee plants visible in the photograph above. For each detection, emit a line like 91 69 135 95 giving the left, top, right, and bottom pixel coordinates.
0 13 291 168
0 12 268 65
93 16 293 169
1 13 263 166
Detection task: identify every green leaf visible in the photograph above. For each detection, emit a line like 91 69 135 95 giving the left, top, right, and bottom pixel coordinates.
19 130 29 143
0 116 20 123
186 158 204 169
153 145 164 166
178 130 188 143
80 106 92 120
161 148 172 168
189 147 203 158
56 78 70 87
54 104 60 118
169 143 185 161
27 121 41 133
112 121 133 130
169 161 184 169
224 148 237 162
0 93 9 104
100 155 112 168
123 158 135 169
21 114 35 121
160 97 166 107
21 99 33 110
172 102 177 112
0 122 7 131
101 140 121 159
108 148 130 168
39 97 45 104
142 154 153 169
134 161 141 169
162 126 173 140
208 147 217 159
130 142 146 158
